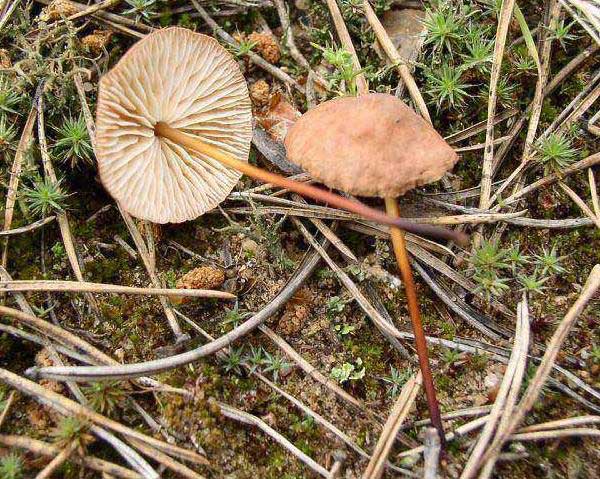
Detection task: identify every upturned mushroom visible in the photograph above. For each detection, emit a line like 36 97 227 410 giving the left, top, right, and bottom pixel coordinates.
95 27 463 243
285 93 461 441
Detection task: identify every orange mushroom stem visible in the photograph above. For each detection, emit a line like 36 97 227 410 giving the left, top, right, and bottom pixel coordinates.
154 122 467 245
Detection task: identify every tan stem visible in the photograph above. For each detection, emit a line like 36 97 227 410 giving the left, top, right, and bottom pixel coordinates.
154 122 467 245
384 197 445 444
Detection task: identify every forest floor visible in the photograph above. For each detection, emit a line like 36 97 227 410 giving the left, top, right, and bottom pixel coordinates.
0 0 599 478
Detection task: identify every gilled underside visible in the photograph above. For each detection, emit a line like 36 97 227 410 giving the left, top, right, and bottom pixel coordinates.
95 27 252 223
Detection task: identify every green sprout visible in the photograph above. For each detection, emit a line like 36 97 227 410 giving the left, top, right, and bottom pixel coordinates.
51 416 91 451
244 345 264 373
123 0 157 22
234 38 257 58
381 366 413 397
548 19 578 50
481 75 517 107
22 176 70 217
442 348 462 365
261 351 292 382
331 358 365 384
469 240 510 276
590 344 600 364
533 245 566 275
83 381 127 415
511 45 537 75
326 296 346 317
517 270 549 295
0 453 24 479
53 116 94 167
312 43 363 96
534 132 580 173
422 4 464 54
220 302 252 332
461 36 493 74
222 346 245 375
473 272 510 300
0 116 16 151
425 64 471 110
506 243 530 272
334 323 356 336
0 77 20 115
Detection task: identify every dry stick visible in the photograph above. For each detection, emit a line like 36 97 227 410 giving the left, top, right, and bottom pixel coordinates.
0 390 16 429
361 1 431 122
35 439 79 479
289 193 358 262
1 86 41 268
478 0 516 211
0 435 142 479
0 216 56 236
67 0 121 21
127 438 205 479
273 0 327 88
589 169 600 219
460 297 530 479
0 279 235 299
518 415 600 432
362 373 422 479
445 109 518 144
191 0 304 93
37 93 102 317
34 0 154 32
0 368 209 466
28 241 324 381
423 427 441 479
503 153 600 206
558 181 600 230
154 122 466 244
478 264 600 467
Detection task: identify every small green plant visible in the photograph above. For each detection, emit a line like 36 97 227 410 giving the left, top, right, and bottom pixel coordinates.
51 242 66 259
0 116 16 151
590 344 600 364
506 243 530 272
123 0 157 21
334 323 356 336
222 346 245 375
326 296 346 317
331 358 365 384
381 366 413 397
511 46 537 75
0 77 20 115
442 348 462 365
312 44 363 96
244 345 264 373
53 116 94 167
0 453 24 479
534 245 566 275
481 75 516 107
22 176 70 217
51 416 92 452
262 351 292 382
221 302 252 332
425 64 471 110
473 272 510 300
422 3 464 54
83 381 127 415
234 37 257 57
534 132 579 173
469 240 510 275
548 19 578 50
517 270 549 295
461 36 493 74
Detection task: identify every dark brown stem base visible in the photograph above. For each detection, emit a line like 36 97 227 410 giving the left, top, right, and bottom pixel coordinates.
384 197 446 447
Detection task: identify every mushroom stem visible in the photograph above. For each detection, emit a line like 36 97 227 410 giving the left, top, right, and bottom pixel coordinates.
384 197 446 446
154 122 468 244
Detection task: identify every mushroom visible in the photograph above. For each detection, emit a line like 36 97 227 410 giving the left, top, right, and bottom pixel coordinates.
285 92 461 441
95 27 463 243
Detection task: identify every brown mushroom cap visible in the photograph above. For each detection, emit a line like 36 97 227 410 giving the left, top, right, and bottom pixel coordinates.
284 93 458 198
96 27 252 223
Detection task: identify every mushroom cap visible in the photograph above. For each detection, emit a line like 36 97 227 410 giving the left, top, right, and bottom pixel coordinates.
96 27 252 223
284 93 458 198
